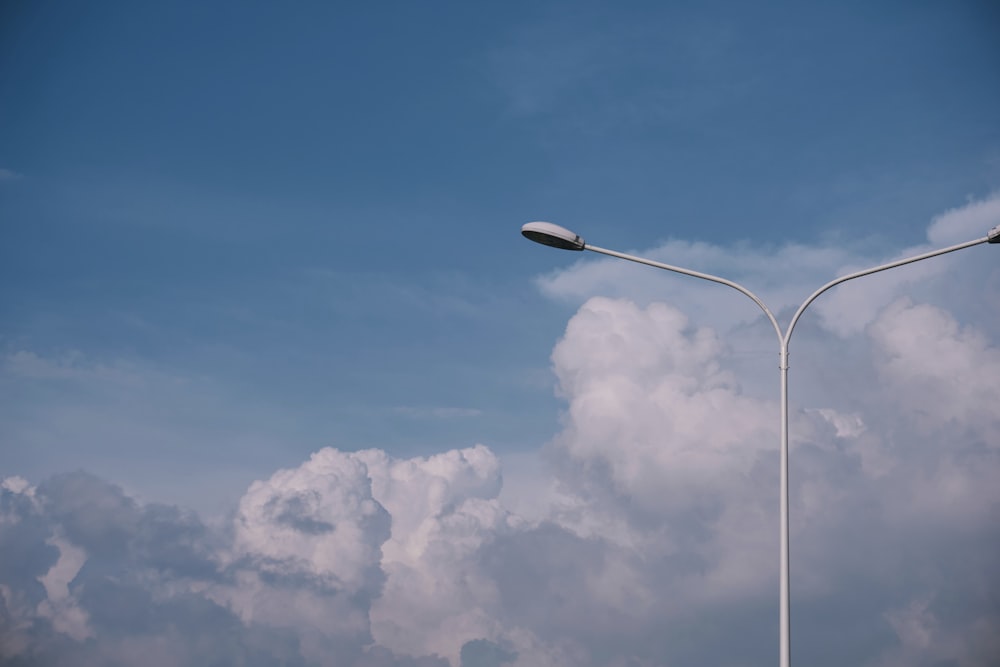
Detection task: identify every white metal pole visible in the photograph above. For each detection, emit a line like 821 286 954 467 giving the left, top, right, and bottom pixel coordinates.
779 345 790 667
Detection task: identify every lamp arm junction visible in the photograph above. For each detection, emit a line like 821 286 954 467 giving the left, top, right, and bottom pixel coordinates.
782 235 991 347
590 234 991 347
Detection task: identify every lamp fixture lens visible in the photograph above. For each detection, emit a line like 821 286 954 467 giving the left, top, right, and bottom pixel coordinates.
521 221 585 251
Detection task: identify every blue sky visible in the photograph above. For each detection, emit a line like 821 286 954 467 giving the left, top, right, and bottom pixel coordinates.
2 2 999 666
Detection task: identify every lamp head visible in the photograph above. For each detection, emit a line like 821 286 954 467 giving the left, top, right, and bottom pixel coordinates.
989 224 1000 244
521 221 586 251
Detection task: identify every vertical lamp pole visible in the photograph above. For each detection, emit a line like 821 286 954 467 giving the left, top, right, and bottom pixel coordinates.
520 221 1000 667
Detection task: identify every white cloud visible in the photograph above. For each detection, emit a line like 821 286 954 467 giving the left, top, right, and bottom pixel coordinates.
870 299 999 430
218 448 392 659
927 192 1000 245
358 446 514 664
218 445 524 666
549 297 774 518
35 536 90 641
1 195 998 666
231 448 390 594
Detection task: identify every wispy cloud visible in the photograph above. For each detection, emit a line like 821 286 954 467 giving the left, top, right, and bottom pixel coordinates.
488 6 752 128
0 349 302 515
392 406 484 420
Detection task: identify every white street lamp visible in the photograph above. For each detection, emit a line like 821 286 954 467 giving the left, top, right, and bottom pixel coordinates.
521 220 1000 667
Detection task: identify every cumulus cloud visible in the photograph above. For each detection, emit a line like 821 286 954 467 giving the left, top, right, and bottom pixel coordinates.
1 195 998 665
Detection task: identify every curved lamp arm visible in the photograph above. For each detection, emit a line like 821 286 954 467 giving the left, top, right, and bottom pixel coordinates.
783 232 994 346
584 243 784 344
520 223 783 343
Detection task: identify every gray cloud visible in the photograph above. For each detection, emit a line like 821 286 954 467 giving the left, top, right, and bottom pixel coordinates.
0 472 448 667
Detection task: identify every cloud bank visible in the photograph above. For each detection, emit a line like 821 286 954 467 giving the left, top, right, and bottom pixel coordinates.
2 196 999 666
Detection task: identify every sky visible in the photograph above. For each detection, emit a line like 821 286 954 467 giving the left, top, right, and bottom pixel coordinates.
1 1 999 666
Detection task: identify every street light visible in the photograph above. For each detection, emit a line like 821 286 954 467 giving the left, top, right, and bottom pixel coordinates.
521 220 1000 667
